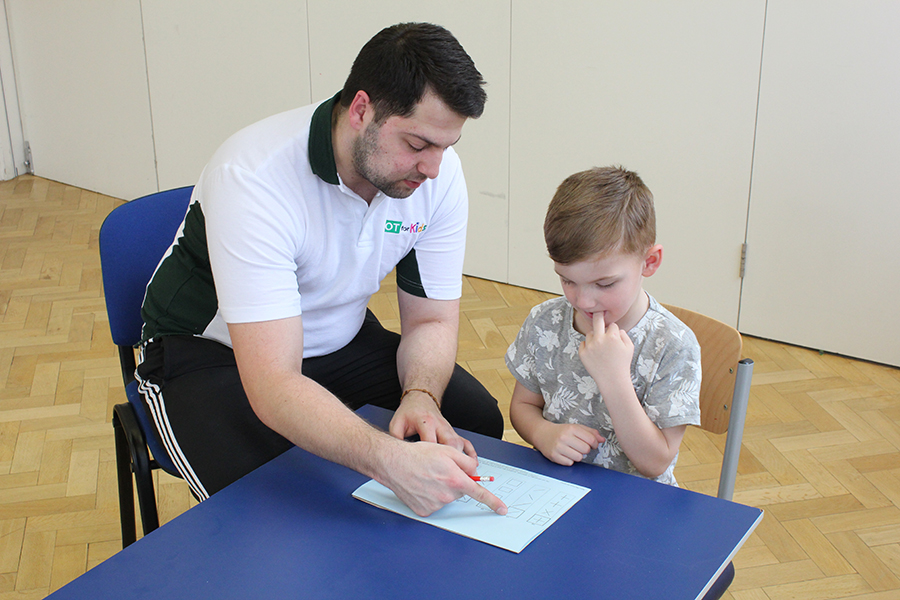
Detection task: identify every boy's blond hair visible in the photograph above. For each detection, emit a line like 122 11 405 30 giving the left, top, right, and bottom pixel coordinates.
543 166 656 264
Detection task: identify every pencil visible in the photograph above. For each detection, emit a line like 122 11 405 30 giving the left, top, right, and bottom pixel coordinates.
470 475 494 482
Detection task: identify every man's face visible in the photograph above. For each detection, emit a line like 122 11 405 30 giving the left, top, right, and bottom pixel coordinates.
351 92 466 199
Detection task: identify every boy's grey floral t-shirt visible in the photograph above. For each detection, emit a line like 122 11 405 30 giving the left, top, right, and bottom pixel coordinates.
505 294 701 486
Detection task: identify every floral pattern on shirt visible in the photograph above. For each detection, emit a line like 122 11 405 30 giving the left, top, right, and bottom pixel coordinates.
505 294 701 486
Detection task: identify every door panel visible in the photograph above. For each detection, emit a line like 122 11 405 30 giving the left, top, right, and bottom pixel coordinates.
508 1 766 326
7 0 156 199
740 0 900 366
141 1 311 191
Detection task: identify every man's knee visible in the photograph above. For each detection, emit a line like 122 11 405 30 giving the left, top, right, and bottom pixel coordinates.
441 365 504 439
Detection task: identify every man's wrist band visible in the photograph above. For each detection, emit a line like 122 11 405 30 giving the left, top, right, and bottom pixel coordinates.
400 388 441 409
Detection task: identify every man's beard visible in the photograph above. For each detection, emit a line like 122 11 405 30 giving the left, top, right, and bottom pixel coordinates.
351 123 418 199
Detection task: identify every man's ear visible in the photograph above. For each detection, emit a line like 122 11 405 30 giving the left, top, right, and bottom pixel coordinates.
346 90 373 131
642 244 663 277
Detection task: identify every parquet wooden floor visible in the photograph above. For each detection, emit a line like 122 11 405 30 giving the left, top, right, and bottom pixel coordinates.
1 174 899 599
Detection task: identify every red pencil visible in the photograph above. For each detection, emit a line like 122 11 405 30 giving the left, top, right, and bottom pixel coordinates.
470 475 494 482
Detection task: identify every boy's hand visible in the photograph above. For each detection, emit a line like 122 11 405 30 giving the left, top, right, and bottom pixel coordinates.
579 312 634 392
533 422 605 466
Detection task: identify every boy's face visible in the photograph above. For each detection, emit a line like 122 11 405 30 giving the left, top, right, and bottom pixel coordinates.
555 246 662 336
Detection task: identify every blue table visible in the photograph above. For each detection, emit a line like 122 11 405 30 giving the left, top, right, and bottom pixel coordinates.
50 406 762 599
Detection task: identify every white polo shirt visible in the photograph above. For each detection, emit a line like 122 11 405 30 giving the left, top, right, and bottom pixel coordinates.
142 93 469 357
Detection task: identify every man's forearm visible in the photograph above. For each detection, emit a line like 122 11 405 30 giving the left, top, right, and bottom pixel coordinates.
395 291 461 403
228 317 403 482
241 360 396 478
396 317 458 402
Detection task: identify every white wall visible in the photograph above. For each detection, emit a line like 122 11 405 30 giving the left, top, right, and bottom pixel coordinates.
508 1 766 325
5 0 157 199
0 0 24 179
3 1 898 365
141 1 312 191
4 0 511 281
739 0 900 366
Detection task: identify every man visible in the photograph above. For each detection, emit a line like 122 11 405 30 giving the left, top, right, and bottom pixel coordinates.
136 22 507 517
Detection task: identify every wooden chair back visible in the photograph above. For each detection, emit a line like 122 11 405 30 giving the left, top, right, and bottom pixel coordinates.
664 305 742 435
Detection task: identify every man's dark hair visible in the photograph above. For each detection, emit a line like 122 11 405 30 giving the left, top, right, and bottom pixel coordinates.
340 22 486 121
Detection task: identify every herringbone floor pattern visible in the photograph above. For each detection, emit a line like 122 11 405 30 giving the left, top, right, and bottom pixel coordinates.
1 175 899 599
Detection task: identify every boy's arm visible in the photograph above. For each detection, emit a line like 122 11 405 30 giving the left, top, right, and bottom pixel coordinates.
509 381 604 466
579 312 685 478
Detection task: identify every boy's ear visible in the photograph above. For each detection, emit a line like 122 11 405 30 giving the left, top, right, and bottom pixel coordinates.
642 244 663 277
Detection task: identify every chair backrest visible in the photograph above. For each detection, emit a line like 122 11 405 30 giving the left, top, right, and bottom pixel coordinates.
99 187 193 349
100 187 194 478
664 305 741 435
664 304 754 501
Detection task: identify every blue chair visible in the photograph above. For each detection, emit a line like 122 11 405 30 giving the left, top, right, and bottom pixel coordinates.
99 186 193 548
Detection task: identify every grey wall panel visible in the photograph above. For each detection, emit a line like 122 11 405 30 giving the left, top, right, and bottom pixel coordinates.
7 0 156 199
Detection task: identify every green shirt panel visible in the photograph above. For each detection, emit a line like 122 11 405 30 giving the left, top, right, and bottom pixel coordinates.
141 202 218 341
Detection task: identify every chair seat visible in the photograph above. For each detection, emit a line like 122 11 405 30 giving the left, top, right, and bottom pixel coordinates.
125 380 180 475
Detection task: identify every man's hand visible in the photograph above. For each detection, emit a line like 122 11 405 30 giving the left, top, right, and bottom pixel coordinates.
230 317 500 518
532 421 606 466
389 389 477 458
380 439 508 517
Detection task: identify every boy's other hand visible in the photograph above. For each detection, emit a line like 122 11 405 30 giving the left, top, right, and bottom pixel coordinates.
534 422 605 466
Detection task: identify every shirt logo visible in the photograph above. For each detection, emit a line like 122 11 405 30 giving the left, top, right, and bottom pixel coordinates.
384 220 427 234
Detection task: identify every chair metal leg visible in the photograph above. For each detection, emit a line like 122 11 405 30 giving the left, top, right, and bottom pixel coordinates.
112 403 161 548
113 408 137 548
717 359 754 501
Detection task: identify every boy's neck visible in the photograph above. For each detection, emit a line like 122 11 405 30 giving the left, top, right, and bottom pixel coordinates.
616 289 651 332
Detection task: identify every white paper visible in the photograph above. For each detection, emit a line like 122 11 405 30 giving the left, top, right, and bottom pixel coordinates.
352 457 590 553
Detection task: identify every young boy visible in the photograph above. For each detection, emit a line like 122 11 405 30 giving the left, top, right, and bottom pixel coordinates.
505 166 701 486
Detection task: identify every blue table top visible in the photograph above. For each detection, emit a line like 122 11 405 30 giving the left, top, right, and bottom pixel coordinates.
50 406 762 599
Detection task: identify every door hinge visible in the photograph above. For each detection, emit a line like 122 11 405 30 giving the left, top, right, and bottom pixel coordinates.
740 243 748 279
23 141 34 175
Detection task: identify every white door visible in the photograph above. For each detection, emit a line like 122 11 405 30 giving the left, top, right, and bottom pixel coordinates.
140 1 312 191
0 0 25 180
5 0 157 199
739 0 900 366
507 0 767 326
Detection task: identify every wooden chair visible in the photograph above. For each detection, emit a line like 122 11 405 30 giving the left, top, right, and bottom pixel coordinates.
665 305 755 600
665 304 754 501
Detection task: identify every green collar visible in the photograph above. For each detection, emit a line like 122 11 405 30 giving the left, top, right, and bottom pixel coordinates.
308 91 341 185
